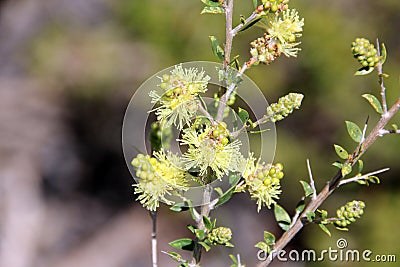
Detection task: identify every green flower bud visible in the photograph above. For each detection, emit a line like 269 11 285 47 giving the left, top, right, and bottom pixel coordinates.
334 200 365 229
208 227 232 245
351 38 380 68
266 93 304 122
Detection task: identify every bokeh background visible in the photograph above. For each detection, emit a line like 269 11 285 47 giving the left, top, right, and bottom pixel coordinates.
0 0 399 266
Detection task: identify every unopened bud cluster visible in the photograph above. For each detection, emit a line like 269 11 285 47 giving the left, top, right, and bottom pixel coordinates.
266 93 304 122
334 200 365 229
207 227 232 245
259 0 289 14
253 163 284 187
131 153 156 180
351 38 380 68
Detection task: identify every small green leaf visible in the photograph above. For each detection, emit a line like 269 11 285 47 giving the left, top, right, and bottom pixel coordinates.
169 238 195 251
229 254 238 264
229 174 241 186
299 180 313 198
334 144 349 160
209 36 225 61
362 94 383 114
368 176 380 184
346 121 362 143
263 231 275 245
238 107 249 124
214 187 223 196
201 0 221 7
253 0 258 9
225 241 234 247
357 179 368 185
332 162 343 169
381 42 387 64
295 199 305 214
274 204 291 231
201 6 224 14
187 225 195 233
203 216 213 231
392 124 398 131
195 229 206 240
318 224 331 237
358 160 364 173
164 251 183 262
255 242 270 253
355 66 374 76
341 163 352 177
239 16 262 33
170 202 189 212
305 211 315 222
198 241 211 251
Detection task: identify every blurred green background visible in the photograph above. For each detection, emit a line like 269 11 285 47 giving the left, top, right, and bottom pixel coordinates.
0 0 399 266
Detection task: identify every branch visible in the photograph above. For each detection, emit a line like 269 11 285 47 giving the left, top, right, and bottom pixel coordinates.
338 168 389 186
376 39 388 114
306 159 317 200
378 129 400 136
256 97 400 267
231 11 258 37
150 211 158 267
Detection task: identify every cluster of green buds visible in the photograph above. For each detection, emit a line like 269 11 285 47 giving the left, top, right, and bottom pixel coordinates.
149 121 172 151
210 122 230 146
131 153 156 180
207 227 232 246
266 93 304 122
259 0 289 14
334 200 365 229
351 38 380 68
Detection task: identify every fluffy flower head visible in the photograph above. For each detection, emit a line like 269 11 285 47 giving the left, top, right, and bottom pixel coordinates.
150 65 210 129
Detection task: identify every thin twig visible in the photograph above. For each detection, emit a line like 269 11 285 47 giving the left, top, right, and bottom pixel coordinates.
231 12 258 37
378 129 400 136
338 167 389 186
376 38 388 114
150 211 158 267
306 159 317 200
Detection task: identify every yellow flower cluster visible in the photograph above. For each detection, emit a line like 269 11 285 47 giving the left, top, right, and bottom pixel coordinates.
241 154 284 212
149 65 210 129
180 122 243 180
131 150 188 211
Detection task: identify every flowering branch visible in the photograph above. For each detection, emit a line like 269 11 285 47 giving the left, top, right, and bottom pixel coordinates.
256 96 400 267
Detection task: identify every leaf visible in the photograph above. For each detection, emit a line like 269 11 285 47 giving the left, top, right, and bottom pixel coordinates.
239 16 262 33
355 66 374 76
368 176 380 184
198 241 211 251
358 160 364 173
346 121 362 143
274 204 291 231
238 107 249 124
229 174 241 186
214 187 223 196
203 216 213 231
255 242 270 253
334 144 349 160
295 199 305 214
201 0 221 7
392 124 398 131
164 251 183 262
225 241 234 247
305 211 315 222
318 224 331 237
195 229 206 240
187 225 195 233
209 36 225 61
169 238 195 251
201 6 224 14
362 94 383 114
381 42 387 64
229 254 238 264
341 163 352 177
170 202 189 212
253 0 258 9
299 180 313 198
332 162 343 169
263 231 275 245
